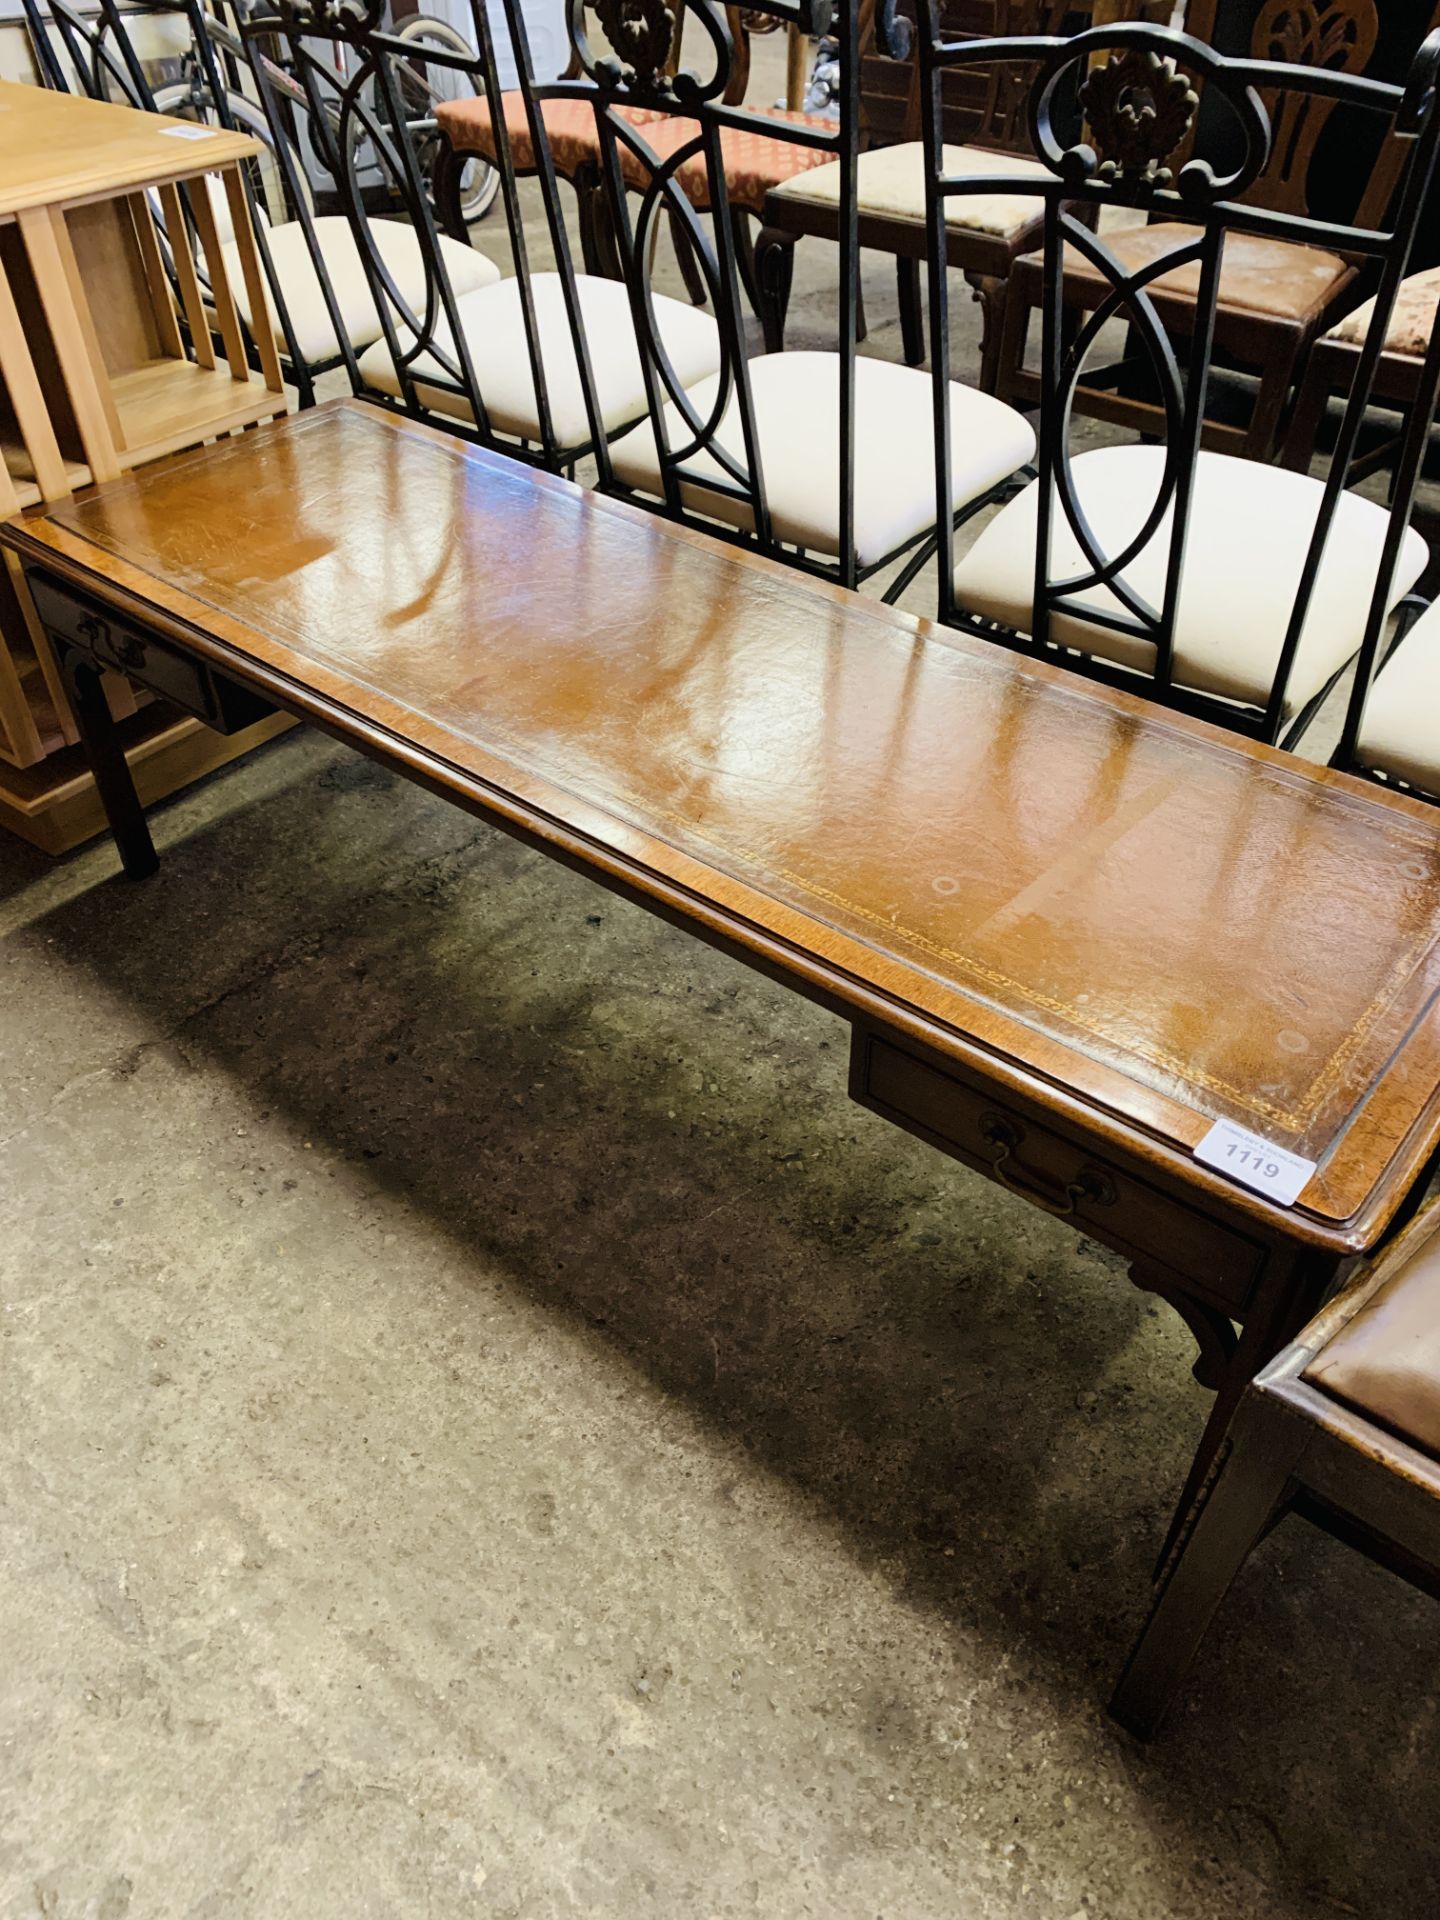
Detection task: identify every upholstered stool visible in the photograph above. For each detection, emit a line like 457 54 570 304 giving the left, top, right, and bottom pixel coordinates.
1110 1202 1440 1739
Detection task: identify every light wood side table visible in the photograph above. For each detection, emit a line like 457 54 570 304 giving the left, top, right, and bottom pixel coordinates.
0 80 290 846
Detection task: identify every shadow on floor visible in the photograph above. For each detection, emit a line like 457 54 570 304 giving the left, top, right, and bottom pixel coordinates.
5 728 1437 1918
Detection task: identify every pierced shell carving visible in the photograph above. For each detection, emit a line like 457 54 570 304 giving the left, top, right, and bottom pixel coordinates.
1079 48 1200 188
592 0 677 89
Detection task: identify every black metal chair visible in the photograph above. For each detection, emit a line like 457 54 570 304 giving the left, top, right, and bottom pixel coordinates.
911 13 1440 746
1322 264 1440 804
494 0 1035 598
242 0 726 473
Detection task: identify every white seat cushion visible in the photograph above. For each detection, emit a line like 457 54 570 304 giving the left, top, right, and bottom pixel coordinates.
1355 604 1440 793
222 215 501 368
770 142 1047 241
951 445 1428 714
357 272 721 449
609 350 1034 567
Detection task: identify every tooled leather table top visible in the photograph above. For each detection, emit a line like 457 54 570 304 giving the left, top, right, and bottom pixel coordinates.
14 401 1440 1240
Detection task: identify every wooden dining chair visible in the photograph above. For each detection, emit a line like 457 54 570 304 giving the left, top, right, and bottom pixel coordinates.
1110 1199 1440 1740
1283 265 1440 478
242 0 724 473
919 16 1440 746
754 0 1111 387
997 0 1440 459
432 6 838 322
509 0 1037 596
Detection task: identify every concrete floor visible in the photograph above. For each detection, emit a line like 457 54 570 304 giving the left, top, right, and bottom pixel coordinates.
4 51 1440 1920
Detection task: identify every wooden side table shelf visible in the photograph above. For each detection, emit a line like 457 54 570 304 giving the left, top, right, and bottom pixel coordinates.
0 79 290 848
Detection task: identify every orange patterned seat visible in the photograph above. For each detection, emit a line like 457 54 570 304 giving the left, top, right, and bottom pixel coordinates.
435 93 665 180
437 95 836 214
633 109 838 216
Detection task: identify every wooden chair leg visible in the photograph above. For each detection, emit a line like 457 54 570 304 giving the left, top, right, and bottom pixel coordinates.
992 271 1032 408
1108 1391 1308 1741
1242 339 1303 463
432 143 472 245
897 256 925 366
730 208 759 315
754 225 797 353
61 652 159 881
1281 350 1333 475
963 270 1010 395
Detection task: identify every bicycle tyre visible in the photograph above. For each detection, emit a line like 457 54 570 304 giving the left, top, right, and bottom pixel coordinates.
392 11 501 223
150 81 312 224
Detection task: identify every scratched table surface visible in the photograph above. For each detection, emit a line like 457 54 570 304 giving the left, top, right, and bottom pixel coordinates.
11 400 1440 1241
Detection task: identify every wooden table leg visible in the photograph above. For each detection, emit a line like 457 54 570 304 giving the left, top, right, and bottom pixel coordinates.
60 650 158 880
1110 1389 1307 1739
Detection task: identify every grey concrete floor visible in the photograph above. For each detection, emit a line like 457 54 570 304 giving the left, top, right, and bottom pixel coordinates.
4 50 1440 1920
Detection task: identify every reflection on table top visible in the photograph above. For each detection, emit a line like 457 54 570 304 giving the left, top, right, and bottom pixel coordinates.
14 400 1440 1238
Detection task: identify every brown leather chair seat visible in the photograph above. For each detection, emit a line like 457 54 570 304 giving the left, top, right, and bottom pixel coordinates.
1304 1229 1440 1458
1047 221 1355 327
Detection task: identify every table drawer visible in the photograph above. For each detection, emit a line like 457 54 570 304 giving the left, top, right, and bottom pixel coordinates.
851 1028 1265 1314
29 571 274 736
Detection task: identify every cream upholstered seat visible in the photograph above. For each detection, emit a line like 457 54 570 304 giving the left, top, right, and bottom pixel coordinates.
951 445 1428 714
220 215 502 369
768 142 1048 241
1355 605 1440 794
609 350 1035 567
357 273 721 449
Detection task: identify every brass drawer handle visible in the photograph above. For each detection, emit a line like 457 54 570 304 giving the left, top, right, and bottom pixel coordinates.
978 1113 1117 1217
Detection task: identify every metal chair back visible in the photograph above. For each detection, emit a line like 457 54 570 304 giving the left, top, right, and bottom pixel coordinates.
242 0 590 462
505 0 864 579
913 11 1440 737
21 0 160 104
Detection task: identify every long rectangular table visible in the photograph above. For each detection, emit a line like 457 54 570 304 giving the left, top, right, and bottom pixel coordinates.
9 398 1440 1546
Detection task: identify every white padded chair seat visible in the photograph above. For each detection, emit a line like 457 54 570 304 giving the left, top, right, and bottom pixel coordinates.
1356 605 1440 794
610 350 1035 567
357 272 721 448
222 216 501 368
770 142 1047 240
951 445 1428 714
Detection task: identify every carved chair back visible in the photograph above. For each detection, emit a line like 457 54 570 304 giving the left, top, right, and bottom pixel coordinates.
1180 0 1440 229
914 14 1440 735
869 0 1098 153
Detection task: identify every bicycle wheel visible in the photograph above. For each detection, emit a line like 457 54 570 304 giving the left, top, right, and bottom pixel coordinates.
150 81 310 227
392 12 500 224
